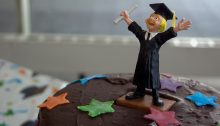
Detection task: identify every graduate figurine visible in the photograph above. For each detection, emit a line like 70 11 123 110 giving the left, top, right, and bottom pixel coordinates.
120 3 191 106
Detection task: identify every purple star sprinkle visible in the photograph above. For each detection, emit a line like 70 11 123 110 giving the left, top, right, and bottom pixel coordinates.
160 78 183 92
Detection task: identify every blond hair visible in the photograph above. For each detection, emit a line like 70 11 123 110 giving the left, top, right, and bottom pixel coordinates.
158 17 167 32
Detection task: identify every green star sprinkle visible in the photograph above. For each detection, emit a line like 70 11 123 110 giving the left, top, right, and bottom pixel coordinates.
218 121 220 126
77 99 115 117
4 109 14 116
0 80 4 87
0 122 6 126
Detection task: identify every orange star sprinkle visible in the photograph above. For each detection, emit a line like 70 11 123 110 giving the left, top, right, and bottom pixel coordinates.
38 92 70 110
18 68 26 76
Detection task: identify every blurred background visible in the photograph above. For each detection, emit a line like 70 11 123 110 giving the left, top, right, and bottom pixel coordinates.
0 0 220 125
1 0 220 85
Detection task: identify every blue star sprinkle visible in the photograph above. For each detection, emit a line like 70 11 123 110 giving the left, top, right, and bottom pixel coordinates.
185 91 218 107
6 78 22 85
71 74 107 85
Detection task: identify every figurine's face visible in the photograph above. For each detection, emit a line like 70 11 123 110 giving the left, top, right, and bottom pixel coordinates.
145 13 163 32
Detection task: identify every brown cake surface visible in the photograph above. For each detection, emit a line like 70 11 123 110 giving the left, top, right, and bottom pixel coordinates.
37 74 220 126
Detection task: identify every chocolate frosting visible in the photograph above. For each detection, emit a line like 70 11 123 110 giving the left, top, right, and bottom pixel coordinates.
37 74 220 126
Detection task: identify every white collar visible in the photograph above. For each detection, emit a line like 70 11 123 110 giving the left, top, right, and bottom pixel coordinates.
145 31 157 40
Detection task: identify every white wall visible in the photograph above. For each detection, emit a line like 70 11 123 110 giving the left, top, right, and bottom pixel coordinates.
0 35 219 89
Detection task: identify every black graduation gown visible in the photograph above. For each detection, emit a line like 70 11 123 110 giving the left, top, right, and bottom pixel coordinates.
128 21 177 90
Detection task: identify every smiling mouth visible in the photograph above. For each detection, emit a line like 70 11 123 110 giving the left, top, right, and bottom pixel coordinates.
147 19 155 26
149 22 155 26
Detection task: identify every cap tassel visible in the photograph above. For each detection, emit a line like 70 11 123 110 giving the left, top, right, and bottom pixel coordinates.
172 11 176 27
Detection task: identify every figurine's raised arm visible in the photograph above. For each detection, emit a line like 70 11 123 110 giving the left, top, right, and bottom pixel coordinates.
120 10 133 26
155 18 192 47
173 18 192 33
120 10 146 42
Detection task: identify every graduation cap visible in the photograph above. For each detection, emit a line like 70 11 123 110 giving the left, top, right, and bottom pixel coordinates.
150 3 177 21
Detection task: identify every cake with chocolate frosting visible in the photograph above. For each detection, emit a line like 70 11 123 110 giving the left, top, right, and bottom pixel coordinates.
37 74 220 126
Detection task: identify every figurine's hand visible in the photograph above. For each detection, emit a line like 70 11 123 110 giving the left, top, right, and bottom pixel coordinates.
178 18 192 30
120 10 130 20
174 18 192 32
120 10 133 26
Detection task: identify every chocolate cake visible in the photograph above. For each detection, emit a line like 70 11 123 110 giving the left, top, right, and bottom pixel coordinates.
37 74 220 126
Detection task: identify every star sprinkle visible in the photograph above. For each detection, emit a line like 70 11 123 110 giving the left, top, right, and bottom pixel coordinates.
3 109 14 116
0 60 5 69
38 92 70 110
0 80 3 87
21 120 36 126
0 122 6 126
218 121 220 126
18 68 26 76
77 99 115 117
6 78 22 85
0 109 27 116
185 91 218 107
71 74 107 85
20 85 47 99
0 109 28 117
10 64 20 69
160 78 183 92
144 108 181 126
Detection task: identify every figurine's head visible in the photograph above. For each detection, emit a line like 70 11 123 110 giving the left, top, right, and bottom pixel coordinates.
145 13 167 33
146 3 177 33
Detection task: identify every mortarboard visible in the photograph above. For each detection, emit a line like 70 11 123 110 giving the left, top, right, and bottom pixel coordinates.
150 3 177 21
